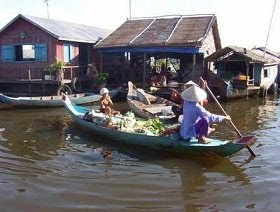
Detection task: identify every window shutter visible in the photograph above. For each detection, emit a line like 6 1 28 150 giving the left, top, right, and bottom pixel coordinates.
2 45 14 62
63 45 70 62
35 43 47 61
70 45 75 60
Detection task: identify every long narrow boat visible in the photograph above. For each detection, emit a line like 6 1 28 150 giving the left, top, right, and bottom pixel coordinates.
0 86 121 107
127 81 177 120
62 95 256 157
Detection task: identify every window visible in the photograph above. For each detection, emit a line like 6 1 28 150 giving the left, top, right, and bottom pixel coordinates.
264 69 268 78
63 44 74 63
15 45 35 61
1 44 47 62
124 52 131 61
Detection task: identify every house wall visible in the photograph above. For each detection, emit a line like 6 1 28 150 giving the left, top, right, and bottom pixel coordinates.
278 65 280 85
89 46 101 71
260 64 278 89
201 28 217 56
0 17 57 79
179 53 204 82
56 41 79 65
0 17 87 81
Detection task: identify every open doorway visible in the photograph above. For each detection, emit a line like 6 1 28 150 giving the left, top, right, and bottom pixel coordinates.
79 43 89 67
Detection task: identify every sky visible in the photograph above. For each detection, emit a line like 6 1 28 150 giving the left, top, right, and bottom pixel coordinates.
1 0 280 52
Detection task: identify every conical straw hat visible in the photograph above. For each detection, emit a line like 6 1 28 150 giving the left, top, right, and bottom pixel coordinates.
184 80 198 87
181 85 207 102
181 80 199 90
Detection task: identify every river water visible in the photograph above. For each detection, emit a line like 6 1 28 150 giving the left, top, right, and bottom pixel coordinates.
0 95 279 211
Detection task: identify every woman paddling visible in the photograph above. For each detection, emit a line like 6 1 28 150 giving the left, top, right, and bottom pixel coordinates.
180 85 230 144
170 80 208 119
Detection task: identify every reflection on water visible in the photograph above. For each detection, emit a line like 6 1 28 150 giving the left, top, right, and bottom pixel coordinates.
0 95 279 210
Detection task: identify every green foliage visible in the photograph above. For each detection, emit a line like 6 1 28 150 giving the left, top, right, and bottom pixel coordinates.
48 61 65 75
96 72 109 84
134 118 166 135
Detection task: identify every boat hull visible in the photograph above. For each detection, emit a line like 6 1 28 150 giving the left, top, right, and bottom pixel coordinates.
63 97 255 157
0 87 121 107
127 81 177 121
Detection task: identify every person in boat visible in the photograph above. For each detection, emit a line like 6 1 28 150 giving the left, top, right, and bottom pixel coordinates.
170 80 208 119
99 88 120 116
180 85 230 144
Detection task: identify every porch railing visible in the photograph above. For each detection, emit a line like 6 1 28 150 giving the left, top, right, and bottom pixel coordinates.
0 65 90 82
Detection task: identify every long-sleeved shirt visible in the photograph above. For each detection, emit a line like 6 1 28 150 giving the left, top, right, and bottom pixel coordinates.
180 101 226 140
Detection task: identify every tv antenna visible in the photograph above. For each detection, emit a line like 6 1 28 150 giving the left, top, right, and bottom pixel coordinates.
263 0 277 57
44 0 50 19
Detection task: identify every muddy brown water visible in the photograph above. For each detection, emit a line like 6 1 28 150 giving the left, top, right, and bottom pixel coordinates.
0 95 279 211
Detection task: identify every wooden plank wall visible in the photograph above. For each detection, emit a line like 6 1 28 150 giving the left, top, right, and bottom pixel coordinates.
0 17 57 79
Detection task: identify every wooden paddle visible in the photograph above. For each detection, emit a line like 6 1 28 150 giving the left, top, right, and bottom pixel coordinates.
199 77 256 157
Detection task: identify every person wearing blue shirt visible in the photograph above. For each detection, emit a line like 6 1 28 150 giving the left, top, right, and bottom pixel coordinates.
180 85 230 144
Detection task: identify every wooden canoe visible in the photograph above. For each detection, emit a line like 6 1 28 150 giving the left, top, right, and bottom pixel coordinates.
62 95 256 157
127 81 177 120
0 86 121 107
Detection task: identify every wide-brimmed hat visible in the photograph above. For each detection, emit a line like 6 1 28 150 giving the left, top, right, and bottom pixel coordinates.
181 80 199 89
100 88 109 95
184 80 198 87
181 85 207 102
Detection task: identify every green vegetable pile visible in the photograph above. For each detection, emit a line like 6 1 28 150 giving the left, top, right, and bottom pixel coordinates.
134 118 166 135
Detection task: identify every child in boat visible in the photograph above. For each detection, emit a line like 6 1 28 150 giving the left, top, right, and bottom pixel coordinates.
180 85 230 144
100 88 120 116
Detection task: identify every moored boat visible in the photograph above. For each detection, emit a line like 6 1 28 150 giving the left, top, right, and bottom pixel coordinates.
127 81 177 120
62 95 256 157
0 86 121 107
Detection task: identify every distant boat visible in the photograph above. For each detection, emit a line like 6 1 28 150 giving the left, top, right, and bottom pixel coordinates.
62 95 256 157
127 81 177 121
0 86 122 107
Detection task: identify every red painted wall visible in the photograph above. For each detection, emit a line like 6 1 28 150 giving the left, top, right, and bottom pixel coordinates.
0 17 59 79
56 41 79 65
0 17 81 80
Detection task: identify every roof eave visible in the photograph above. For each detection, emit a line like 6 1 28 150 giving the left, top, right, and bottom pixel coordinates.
58 37 97 44
0 14 22 35
0 14 60 39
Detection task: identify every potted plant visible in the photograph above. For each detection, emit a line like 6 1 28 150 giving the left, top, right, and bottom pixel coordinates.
45 61 64 80
96 72 109 89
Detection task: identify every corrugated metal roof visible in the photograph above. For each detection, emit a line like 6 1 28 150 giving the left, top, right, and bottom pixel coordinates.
97 19 153 47
253 47 280 62
133 18 180 45
96 14 218 49
0 14 111 43
251 48 280 64
205 46 268 63
167 16 213 45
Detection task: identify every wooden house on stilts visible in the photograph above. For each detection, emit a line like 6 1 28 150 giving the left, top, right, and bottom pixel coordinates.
0 14 110 96
204 46 280 100
95 14 222 88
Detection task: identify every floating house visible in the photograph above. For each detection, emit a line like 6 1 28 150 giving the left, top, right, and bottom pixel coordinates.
95 14 222 87
0 14 110 95
204 46 280 99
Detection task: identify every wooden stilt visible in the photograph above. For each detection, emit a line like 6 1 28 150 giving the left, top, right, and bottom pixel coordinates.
28 84 31 95
192 54 196 80
246 60 249 86
100 53 103 73
143 53 146 88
